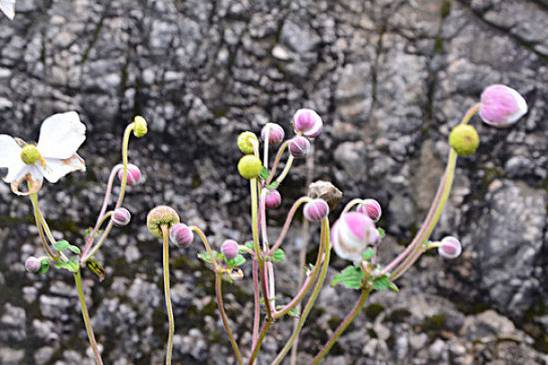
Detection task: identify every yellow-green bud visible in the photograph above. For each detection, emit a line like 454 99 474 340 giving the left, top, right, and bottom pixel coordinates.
20 145 42 165
133 116 148 138
238 155 262 179
449 124 480 157
237 131 258 154
146 206 180 238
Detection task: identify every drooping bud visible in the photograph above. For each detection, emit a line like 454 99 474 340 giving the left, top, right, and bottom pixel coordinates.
438 236 462 259
112 207 131 227
25 256 41 273
303 199 329 222
288 136 311 158
265 189 282 209
357 199 382 222
118 164 142 186
133 116 148 138
261 123 285 145
238 155 263 179
479 85 528 128
332 212 379 264
307 180 343 209
221 239 239 260
449 124 480 157
169 223 194 248
292 109 323 138
237 131 259 154
20 145 42 165
146 206 180 238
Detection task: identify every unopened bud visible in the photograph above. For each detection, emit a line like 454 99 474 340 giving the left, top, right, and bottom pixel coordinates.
265 190 282 209
25 256 41 273
479 84 527 128
221 239 239 260
261 123 285 145
357 199 382 222
292 109 323 138
118 164 142 186
133 116 148 138
237 131 259 154
438 236 462 259
169 223 194 248
303 199 329 222
288 136 310 158
146 206 180 238
112 207 131 227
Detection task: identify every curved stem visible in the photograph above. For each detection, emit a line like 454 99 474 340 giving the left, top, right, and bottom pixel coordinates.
460 103 481 125
215 272 244 365
273 155 294 186
310 288 371 365
248 319 273 365
268 196 311 254
161 225 174 365
271 218 331 365
29 193 56 259
74 271 104 365
266 141 289 185
190 225 218 268
341 199 364 214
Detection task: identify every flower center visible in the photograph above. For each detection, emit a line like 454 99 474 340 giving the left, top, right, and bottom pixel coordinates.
20 145 44 165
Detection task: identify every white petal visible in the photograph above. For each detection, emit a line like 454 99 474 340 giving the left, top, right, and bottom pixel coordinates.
0 0 15 20
0 134 21 168
37 111 86 159
9 165 44 196
40 154 86 183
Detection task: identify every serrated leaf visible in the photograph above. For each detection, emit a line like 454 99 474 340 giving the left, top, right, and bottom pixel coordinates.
271 249 286 263
198 251 213 264
68 245 81 255
245 241 255 250
259 167 269 180
86 257 105 282
54 258 80 273
371 274 399 292
362 248 375 261
331 266 365 290
53 240 70 252
232 254 246 267
38 258 50 275
377 228 386 239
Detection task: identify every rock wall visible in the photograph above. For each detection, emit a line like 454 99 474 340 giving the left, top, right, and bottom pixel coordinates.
0 0 547 364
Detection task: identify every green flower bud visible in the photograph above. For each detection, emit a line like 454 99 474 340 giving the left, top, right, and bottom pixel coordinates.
238 155 262 179
449 124 480 157
20 145 42 165
133 116 148 138
146 206 180 238
237 131 258 154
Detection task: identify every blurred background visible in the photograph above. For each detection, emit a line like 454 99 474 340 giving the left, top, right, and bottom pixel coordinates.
0 0 547 364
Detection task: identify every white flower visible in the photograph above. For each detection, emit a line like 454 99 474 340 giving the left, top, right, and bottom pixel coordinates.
0 0 15 20
0 111 86 195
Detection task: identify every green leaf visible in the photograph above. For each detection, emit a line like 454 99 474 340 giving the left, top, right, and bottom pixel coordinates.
54 258 80 273
271 249 286 263
377 228 386 239
287 307 300 318
85 257 105 282
244 241 255 251
362 248 375 261
38 258 50 274
331 266 365 289
53 240 70 252
259 167 269 180
232 254 246 267
68 245 81 255
198 251 213 264
265 181 280 190
371 274 399 292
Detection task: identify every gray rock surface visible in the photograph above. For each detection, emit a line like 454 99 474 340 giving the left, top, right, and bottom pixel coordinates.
0 0 547 364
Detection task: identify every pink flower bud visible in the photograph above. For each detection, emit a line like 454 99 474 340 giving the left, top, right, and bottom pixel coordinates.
118 164 142 186
438 236 462 259
292 109 323 138
357 199 382 222
479 84 527 128
265 189 282 209
332 212 378 264
112 207 131 227
221 239 239 260
288 136 311 158
169 223 194 248
261 123 285 145
303 199 329 222
25 256 41 273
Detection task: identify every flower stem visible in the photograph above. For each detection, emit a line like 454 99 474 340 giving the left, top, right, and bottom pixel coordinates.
266 141 289 184
161 225 174 365
74 270 104 365
248 319 273 365
215 272 244 365
310 288 371 365
268 196 311 254
29 193 56 259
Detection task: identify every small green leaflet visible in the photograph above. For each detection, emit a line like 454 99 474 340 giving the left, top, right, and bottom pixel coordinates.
226 254 246 269
39 258 50 274
287 307 300 318
265 181 279 190
240 241 255 254
377 228 386 239
362 248 375 261
54 258 80 273
53 240 81 255
86 257 106 282
259 167 269 180
198 250 223 264
371 274 399 292
331 266 365 290
271 249 286 263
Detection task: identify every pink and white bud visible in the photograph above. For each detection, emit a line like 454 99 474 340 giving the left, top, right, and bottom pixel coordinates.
303 199 329 222
438 236 462 259
357 199 382 222
169 223 194 248
25 256 41 273
261 123 285 145
221 239 239 260
288 136 311 158
118 164 142 186
479 84 527 128
265 189 282 209
292 109 323 138
332 212 378 264
112 207 131 227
